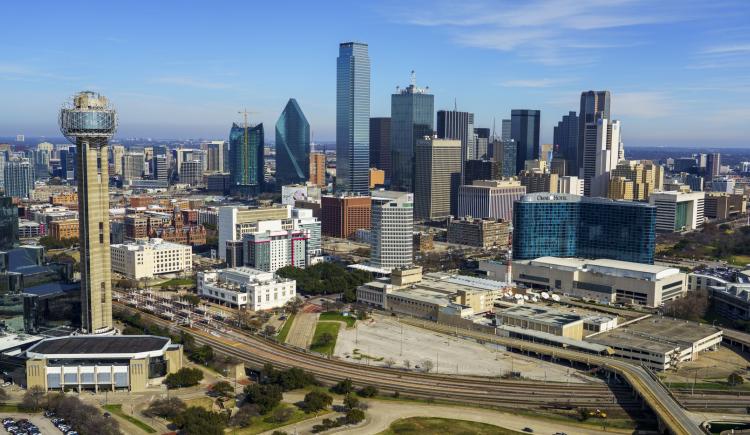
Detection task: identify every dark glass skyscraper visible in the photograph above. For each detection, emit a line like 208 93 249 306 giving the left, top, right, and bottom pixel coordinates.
510 109 540 174
513 194 656 264
577 91 610 173
390 81 434 192
229 122 264 196
437 110 475 163
0 197 19 251
336 42 370 194
275 98 310 187
369 117 391 183
553 111 578 176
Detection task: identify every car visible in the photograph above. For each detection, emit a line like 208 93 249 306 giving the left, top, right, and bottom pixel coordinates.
66 431 79 435
522 428 534 433
554 432 568 435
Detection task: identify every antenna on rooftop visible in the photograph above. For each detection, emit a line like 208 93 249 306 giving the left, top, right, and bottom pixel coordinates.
410 70 416 87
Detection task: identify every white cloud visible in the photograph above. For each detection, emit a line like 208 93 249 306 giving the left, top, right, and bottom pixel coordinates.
614 92 677 118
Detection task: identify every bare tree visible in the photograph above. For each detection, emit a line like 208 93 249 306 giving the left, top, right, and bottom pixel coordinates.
403 360 411 369
421 359 434 373
384 358 396 368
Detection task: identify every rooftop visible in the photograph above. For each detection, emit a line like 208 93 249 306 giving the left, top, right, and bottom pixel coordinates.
27 335 170 356
587 316 722 353
498 305 584 327
524 257 680 280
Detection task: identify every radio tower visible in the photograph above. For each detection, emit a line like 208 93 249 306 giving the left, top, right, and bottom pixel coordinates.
59 91 117 334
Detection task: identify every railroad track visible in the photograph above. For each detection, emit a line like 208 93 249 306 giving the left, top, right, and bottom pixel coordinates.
115 304 637 410
117 304 702 434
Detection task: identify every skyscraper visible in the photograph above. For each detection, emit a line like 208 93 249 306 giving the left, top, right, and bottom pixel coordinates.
309 152 326 186
153 154 168 183
369 117 391 181
275 98 310 187
490 139 517 178
437 110 475 169
110 144 124 176
336 42 370 194
553 111 578 175
501 119 511 141
122 152 144 182
370 190 413 270
201 141 225 173
577 91 611 173
0 197 19 250
510 109 541 174
414 138 461 219
229 122 264 196
3 160 34 198
706 153 721 178
390 77 434 192
581 116 622 197
474 127 490 160
59 91 116 334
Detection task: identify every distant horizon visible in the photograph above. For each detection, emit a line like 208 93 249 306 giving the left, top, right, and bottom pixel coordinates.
2 1 750 147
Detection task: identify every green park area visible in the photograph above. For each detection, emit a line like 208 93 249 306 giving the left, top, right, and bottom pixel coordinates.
102 404 157 434
319 311 356 327
310 321 341 355
379 417 523 435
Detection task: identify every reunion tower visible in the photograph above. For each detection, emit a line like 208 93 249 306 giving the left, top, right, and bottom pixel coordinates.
59 91 116 334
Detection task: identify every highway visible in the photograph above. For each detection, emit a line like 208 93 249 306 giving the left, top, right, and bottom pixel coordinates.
116 303 702 434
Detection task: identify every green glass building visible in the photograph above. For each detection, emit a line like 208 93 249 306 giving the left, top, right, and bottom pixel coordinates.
275 99 310 187
229 123 264 196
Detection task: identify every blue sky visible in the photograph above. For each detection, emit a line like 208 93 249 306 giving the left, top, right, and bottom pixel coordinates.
1 0 749 147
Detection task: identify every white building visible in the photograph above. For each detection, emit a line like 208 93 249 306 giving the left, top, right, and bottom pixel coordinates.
648 191 705 233
558 176 584 195
582 116 622 197
197 267 296 310
370 190 414 270
218 205 291 260
111 238 192 279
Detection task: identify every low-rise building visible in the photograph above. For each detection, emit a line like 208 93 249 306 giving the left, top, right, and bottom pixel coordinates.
704 192 747 220
19 220 45 239
586 317 722 370
25 335 183 392
512 256 686 307
649 191 705 233
197 267 296 310
111 239 192 279
497 305 584 340
447 217 510 248
48 219 79 241
356 268 506 320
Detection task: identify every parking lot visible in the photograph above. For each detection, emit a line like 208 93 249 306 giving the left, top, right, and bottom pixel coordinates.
0 413 58 435
334 314 590 382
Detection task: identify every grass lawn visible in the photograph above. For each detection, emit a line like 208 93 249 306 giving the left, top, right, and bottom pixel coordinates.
319 311 356 327
102 404 157 434
310 321 341 355
727 255 750 267
0 404 24 412
230 404 332 435
184 396 215 410
277 313 296 343
157 277 195 287
378 417 524 435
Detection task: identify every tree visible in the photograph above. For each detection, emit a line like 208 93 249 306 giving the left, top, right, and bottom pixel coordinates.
662 291 709 321
330 378 354 395
302 391 333 413
164 367 204 389
189 344 215 365
47 394 120 435
271 406 294 423
21 386 46 411
229 404 260 428
316 332 334 348
384 358 396 368
173 407 227 435
343 394 359 411
244 383 283 414
729 372 745 386
144 397 186 419
344 408 366 425
264 325 277 336
181 294 201 306
212 381 234 398
357 386 378 398
421 359 434 373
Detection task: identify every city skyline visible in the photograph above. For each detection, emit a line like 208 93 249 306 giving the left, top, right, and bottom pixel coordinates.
0 1 749 147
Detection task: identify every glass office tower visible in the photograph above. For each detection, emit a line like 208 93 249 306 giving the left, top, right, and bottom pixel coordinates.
390 81 434 192
0 197 18 251
513 194 656 264
336 42 370 194
229 122 264 196
510 109 541 174
275 98 310 187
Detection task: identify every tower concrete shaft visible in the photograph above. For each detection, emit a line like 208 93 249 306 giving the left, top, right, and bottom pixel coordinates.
76 140 113 333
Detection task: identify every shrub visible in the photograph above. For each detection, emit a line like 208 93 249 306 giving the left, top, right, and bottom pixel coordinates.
302 391 333 413
164 367 204 389
144 397 186 419
357 386 378 398
173 407 227 435
330 378 354 395
244 383 283 414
